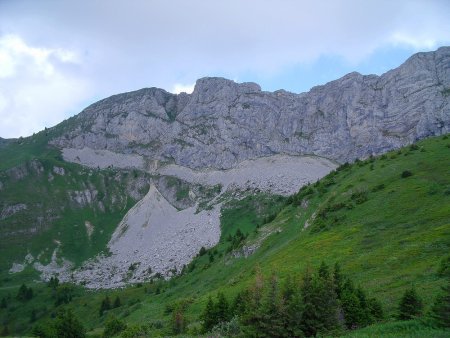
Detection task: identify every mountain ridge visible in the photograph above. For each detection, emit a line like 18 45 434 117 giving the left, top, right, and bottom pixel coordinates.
50 47 450 170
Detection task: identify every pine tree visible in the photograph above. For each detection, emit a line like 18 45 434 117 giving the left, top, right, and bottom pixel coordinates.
26 286 33 300
333 262 344 300
398 286 423 320
430 280 450 328
240 267 265 337
367 297 384 322
54 309 86 338
0 297 7 309
230 291 248 316
201 296 217 333
299 267 321 337
99 296 111 317
48 276 59 290
283 275 304 338
113 296 121 308
257 273 286 337
316 263 341 333
341 279 365 329
355 287 371 326
215 292 230 324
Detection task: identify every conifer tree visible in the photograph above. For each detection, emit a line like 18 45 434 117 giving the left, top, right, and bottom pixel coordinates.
0 297 7 309
299 267 321 336
398 286 423 320
113 296 121 308
54 309 86 338
215 292 230 324
317 263 341 333
201 296 217 333
17 284 33 301
367 297 384 321
240 267 265 337
231 291 248 316
99 296 111 316
258 273 286 337
340 279 365 329
430 280 450 328
283 275 304 338
355 287 371 326
333 263 344 300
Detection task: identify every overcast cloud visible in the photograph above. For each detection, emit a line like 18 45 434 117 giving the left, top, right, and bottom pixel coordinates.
0 0 449 138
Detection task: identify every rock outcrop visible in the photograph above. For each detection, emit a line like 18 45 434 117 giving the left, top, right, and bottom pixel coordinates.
52 47 450 169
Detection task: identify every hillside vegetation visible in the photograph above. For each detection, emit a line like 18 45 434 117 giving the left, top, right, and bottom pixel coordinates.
0 134 449 337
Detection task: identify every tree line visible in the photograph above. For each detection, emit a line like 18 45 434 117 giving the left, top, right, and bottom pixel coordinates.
199 262 450 337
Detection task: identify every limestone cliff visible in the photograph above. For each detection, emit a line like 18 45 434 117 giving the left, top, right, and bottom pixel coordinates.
51 47 450 169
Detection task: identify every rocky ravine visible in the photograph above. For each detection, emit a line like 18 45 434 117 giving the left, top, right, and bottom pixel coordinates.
52 47 450 170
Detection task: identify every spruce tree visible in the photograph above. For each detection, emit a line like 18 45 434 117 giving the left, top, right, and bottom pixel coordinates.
230 291 247 316
430 280 450 328
317 264 341 333
257 273 285 337
340 279 365 329
201 296 217 333
283 276 304 338
240 268 265 337
299 268 321 337
99 296 111 317
398 286 423 320
17 284 27 301
54 309 86 338
355 287 371 326
215 292 230 324
333 262 344 300
367 297 384 322
113 296 121 308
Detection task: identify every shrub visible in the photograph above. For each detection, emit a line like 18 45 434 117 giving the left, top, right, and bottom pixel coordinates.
103 316 127 338
371 184 385 192
401 170 413 178
350 190 368 204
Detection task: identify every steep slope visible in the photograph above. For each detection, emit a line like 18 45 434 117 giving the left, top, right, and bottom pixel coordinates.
1 135 448 337
90 134 450 334
52 47 450 169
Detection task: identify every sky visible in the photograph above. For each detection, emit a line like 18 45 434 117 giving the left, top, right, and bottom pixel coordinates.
0 0 449 138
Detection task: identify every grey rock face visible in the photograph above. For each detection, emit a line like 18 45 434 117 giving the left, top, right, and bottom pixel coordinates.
1 203 27 220
51 47 450 169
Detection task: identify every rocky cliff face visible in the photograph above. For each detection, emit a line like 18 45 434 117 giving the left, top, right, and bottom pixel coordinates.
51 47 450 169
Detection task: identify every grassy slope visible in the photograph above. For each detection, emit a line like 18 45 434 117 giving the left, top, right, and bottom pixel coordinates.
112 134 450 334
1 135 449 336
0 130 148 277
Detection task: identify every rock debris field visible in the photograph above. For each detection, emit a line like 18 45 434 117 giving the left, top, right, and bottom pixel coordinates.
18 150 336 288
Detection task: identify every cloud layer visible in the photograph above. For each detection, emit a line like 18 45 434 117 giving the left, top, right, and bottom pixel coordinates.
0 0 449 138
